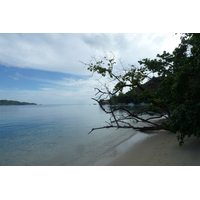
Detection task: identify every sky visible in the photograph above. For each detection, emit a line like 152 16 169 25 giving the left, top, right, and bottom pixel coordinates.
0 33 181 104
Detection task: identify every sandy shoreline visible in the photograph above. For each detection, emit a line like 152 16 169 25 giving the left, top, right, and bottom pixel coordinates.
105 130 200 166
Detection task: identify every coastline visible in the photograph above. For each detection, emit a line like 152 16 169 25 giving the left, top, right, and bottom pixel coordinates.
106 130 200 166
93 131 156 165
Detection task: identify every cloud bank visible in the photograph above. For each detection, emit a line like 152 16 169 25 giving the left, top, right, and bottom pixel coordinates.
0 33 180 74
0 33 181 104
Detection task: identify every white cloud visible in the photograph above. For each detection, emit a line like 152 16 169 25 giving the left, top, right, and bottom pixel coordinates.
0 33 181 76
0 33 182 104
0 75 104 104
12 77 19 81
0 34 89 75
40 88 54 91
0 87 94 105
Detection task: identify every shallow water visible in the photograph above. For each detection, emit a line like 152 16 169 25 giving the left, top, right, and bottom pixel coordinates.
0 104 139 166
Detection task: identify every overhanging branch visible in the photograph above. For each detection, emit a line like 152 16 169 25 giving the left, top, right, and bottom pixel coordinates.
88 124 163 134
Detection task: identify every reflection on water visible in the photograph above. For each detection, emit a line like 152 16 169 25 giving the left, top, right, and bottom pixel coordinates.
0 104 139 166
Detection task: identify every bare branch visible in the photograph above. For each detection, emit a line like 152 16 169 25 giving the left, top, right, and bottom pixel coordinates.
88 124 163 134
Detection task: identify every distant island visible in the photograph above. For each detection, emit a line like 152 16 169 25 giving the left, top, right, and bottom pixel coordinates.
0 100 37 106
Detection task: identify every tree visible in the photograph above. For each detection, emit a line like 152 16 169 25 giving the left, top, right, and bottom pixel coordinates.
83 34 200 146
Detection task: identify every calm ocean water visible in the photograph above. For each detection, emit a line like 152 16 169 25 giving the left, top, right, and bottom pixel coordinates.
0 104 139 166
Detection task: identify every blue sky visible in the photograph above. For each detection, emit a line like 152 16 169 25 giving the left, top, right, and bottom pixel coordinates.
0 65 89 90
0 33 181 104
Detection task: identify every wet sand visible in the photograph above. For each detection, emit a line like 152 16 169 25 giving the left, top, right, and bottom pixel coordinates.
107 130 200 166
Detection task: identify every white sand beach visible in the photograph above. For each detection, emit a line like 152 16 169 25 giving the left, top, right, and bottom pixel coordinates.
106 130 200 166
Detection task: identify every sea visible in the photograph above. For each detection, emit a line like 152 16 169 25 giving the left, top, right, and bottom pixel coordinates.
0 104 149 166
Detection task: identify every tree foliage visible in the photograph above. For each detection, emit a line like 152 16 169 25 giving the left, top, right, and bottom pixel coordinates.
108 89 148 105
84 34 200 146
0 100 37 105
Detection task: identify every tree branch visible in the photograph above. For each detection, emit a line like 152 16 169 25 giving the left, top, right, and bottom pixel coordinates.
88 124 163 134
